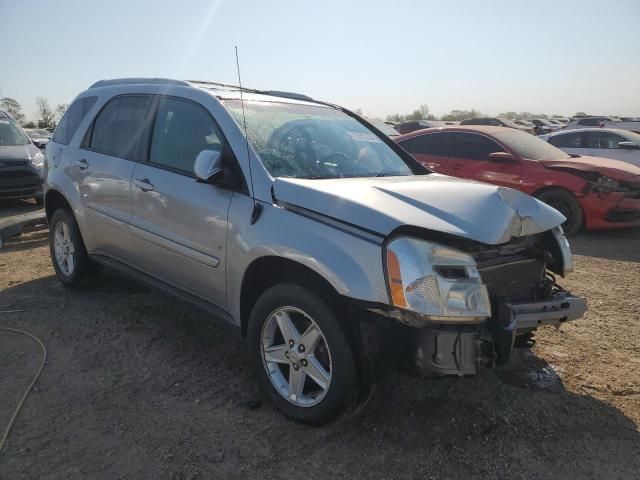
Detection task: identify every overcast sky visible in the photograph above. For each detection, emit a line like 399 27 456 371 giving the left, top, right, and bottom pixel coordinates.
2 0 639 120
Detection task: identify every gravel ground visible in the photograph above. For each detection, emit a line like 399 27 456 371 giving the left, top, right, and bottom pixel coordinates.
0 200 639 479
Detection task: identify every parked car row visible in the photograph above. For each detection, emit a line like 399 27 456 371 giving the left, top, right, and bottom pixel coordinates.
24 128 52 149
395 125 640 234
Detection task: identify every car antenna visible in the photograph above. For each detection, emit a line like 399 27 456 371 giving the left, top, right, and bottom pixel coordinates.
235 46 262 225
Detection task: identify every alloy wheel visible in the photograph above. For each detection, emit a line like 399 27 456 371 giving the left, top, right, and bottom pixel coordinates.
53 220 76 276
260 306 332 407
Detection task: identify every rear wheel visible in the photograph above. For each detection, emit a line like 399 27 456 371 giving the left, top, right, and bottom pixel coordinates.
247 284 359 425
536 188 584 235
49 209 90 287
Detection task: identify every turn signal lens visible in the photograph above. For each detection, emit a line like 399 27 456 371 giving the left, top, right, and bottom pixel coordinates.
386 249 407 308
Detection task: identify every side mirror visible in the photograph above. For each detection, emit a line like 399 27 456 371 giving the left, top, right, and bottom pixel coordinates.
488 151 516 162
194 150 223 183
618 141 639 150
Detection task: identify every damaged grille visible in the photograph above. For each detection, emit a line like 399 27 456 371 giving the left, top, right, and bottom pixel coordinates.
478 256 545 302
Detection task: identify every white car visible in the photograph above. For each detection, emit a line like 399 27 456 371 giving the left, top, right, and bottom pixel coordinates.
601 120 640 133
562 116 621 130
539 128 640 167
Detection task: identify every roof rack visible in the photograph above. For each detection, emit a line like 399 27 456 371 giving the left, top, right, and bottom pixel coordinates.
89 78 190 89
186 80 314 102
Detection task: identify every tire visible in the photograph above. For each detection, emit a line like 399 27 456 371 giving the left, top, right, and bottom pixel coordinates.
49 209 91 287
247 284 359 425
536 188 584 235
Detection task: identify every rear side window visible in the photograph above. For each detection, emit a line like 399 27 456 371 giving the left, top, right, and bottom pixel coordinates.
404 133 448 156
88 95 152 160
52 96 97 145
548 132 582 148
450 133 505 160
149 97 223 174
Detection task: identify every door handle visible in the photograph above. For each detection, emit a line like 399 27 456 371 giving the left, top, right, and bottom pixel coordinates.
451 163 465 170
134 178 154 192
74 159 89 170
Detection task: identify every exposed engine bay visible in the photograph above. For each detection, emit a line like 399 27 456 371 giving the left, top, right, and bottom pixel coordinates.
370 230 587 377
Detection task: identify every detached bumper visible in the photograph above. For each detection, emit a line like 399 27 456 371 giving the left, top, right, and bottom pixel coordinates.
412 291 587 376
511 293 586 333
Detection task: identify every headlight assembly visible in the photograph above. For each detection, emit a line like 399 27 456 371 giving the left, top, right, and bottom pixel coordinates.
30 151 45 168
385 237 491 322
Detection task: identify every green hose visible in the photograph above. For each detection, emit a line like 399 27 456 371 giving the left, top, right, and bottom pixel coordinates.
0 327 47 455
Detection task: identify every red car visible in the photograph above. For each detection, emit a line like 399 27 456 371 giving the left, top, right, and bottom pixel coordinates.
395 126 640 234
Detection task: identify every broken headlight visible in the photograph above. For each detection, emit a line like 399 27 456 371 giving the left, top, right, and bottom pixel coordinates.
385 237 491 322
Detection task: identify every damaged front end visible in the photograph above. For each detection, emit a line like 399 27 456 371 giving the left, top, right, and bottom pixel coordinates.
543 160 640 228
373 227 586 377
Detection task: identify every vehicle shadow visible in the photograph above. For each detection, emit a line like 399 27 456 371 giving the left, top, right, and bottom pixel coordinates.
0 230 48 252
570 227 640 263
0 199 43 219
2 272 639 479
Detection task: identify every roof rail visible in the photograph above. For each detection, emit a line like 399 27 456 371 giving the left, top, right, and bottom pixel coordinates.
186 80 314 102
89 78 190 89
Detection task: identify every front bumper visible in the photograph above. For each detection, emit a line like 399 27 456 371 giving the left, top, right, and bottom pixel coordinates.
0 163 44 200
581 191 640 230
412 291 587 376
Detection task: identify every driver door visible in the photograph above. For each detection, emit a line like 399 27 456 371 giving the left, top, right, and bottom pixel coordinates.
448 132 523 188
129 96 233 307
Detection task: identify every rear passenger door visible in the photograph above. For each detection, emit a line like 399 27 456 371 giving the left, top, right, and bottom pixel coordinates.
448 132 524 188
398 132 451 174
77 95 153 260
129 96 233 307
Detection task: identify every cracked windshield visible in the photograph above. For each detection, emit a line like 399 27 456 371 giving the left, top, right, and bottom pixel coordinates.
224 99 414 178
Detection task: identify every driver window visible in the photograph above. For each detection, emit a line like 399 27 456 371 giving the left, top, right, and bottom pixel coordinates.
450 133 505 160
150 97 223 174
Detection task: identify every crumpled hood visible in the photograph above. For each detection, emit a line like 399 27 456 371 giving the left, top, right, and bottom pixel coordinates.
273 174 565 245
0 144 41 160
540 156 640 183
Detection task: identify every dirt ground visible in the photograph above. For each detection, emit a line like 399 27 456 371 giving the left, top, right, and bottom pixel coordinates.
1 199 639 479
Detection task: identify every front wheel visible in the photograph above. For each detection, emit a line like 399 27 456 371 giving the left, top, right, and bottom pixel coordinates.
247 284 359 425
536 188 584 235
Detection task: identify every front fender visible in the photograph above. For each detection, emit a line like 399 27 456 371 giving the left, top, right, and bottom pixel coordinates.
226 195 389 325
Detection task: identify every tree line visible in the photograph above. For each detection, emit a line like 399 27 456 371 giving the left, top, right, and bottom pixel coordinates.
0 96 68 129
385 105 587 123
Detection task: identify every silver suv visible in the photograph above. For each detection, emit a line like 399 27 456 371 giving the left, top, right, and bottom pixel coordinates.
45 78 586 424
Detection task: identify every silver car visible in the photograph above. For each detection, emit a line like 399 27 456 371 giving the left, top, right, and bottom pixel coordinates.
44 78 586 424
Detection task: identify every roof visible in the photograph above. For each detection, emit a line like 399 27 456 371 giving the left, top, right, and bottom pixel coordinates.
394 125 514 140
87 77 324 107
542 127 634 137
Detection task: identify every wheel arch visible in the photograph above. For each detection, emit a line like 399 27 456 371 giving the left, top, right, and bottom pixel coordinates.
45 189 73 222
532 185 585 234
239 256 345 337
